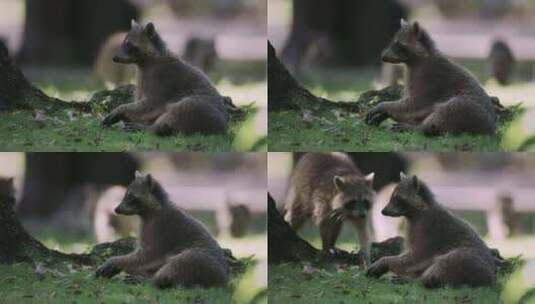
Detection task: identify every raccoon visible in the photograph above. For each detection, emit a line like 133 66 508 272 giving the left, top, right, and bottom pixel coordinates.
95 171 228 288
94 32 136 87
367 173 497 288
366 20 497 136
183 37 218 72
101 20 228 136
283 152 375 265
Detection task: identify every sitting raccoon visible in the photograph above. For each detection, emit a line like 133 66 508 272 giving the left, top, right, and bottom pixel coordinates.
101 20 228 136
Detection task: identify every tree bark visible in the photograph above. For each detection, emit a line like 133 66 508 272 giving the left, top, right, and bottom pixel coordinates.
17 0 139 66
281 0 408 68
268 41 403 113
268 193 404 265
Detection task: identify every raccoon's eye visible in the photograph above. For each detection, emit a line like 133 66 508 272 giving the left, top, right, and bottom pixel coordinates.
128 195 143 206
361 199 371 209
125 41 134 50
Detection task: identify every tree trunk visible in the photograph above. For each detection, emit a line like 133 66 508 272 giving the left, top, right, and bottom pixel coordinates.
268 41 403 113
268 193 404 265
281 0 408 69
0 41 84 111
17 0 139 66
18 153 139 217
268 193 319 264
0 191 93 265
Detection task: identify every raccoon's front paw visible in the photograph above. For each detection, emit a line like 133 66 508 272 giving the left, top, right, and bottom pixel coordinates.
391 123 412 133
365 106 389 126
102 113 120 127
366 259 388 278
95 261 121 279
152 274 174 289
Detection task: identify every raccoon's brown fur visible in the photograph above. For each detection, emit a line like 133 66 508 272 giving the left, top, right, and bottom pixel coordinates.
283 152 375 265
366 20 497 136
94 32 136 87
101 20 228 136
488 39 515 86
366 173 497 288
95 171 228 288
183 37 218 72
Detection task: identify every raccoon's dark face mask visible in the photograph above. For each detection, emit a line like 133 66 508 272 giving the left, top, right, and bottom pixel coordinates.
113 39 144 64
115 191 145 215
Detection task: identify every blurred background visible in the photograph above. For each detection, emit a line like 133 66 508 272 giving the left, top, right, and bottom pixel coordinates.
268 152 535 301
0 152 267 292
0 0 267 146
268 0 535 150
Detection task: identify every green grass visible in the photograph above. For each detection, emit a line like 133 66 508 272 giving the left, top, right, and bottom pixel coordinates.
0 110 239 151
0 263 244 304
268 263 502 304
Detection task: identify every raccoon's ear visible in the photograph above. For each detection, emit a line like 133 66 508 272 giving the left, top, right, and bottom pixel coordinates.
135 170 143 179
144 22 157 39
411 175 420 192
399 172 407 181
333 176 346 191
364 172 375 187
131 19 142 30
145 174 153 189
412 22 421 36
400 18 409 28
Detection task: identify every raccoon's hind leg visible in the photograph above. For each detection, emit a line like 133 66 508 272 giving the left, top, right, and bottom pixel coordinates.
151 249 228 289
420 248 496 288
417 97 496 136
102 101 164 127
149 96 228 136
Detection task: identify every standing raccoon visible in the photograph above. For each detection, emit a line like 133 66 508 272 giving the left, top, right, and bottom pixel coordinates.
366 20 497 136
95 171 228 288
283 153 375 265
367 173 497 288
488 39 515 86
102 20 228 136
